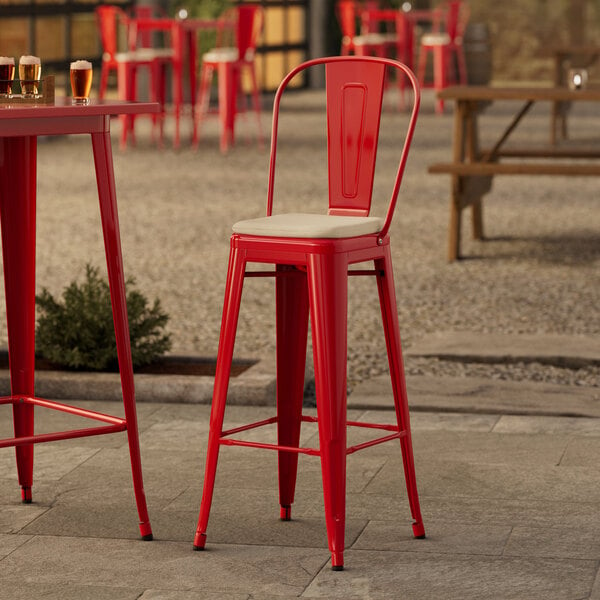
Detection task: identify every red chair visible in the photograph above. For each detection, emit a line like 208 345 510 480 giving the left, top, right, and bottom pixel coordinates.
193 4 263 152
336 0 388 57
193 56 426 571
125 14 183 148
417 0 469 113
95 5 170 148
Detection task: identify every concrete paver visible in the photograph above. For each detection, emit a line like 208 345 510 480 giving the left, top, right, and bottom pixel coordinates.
0 379 599 598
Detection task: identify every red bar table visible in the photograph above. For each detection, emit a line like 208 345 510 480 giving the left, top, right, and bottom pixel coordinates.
0 98 158 540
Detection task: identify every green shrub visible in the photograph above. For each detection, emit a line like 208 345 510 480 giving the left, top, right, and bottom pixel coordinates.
36 264 172 371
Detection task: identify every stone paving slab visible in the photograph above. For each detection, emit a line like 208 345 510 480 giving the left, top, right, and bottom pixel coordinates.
351 374 600 417
405 332 600 368
303 551 596 600
2 397 600 597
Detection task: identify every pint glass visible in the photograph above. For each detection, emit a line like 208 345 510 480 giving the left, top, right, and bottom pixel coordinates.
0 57 15 97
70 60 93 104
19 55 41 97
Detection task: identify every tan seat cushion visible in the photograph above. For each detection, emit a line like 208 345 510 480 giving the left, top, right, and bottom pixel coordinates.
232 213 384 239
421 32 451 46
203 47 239 63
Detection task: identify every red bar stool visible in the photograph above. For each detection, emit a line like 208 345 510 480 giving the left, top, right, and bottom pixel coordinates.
193 56 426 571
335 0 388 58
95 5 168 148
193 4 263 152
417 0 469 113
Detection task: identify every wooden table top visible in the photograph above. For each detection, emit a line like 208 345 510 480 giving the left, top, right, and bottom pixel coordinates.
438 85 600 102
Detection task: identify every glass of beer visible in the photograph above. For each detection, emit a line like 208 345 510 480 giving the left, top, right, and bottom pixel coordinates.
19 55 41 97
0 57 15 97
70 60 93 104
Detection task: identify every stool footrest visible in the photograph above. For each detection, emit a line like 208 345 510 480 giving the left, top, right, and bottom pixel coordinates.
0 394 128 448
218 413 407 456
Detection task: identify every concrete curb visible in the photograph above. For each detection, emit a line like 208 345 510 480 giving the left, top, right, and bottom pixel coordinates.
0 359 277 406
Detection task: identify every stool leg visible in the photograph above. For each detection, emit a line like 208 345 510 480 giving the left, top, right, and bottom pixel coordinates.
375 250 425 539
193 63 214 148
0 137 37 503
307 253 348 571
276 265 309 521
218 62 237 153
92 131 153 540
194 246 247 550
433 45 445 114
247 64 263 148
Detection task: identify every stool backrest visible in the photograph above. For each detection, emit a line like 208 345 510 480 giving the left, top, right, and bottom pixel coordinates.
336 0 358 40
236 4 263 61
445 1 470 42
267 56 420 239
95 5 128 59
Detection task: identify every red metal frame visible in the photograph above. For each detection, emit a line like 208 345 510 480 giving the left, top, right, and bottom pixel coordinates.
193 56 425 570
0 98 156 538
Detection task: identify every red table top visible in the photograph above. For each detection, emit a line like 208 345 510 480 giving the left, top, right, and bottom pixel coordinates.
0 98 159 121
0 98 160 137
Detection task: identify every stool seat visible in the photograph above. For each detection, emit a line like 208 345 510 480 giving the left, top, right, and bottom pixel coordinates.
232 213 384 238
421 32 451 45
353 33 392 47
203 47 239 63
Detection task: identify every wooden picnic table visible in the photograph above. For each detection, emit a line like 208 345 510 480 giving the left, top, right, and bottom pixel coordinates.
428 85 600 261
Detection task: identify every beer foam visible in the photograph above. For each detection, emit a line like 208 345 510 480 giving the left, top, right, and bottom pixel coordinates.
71 60 92 70
0 57 15 65
19 55 41 65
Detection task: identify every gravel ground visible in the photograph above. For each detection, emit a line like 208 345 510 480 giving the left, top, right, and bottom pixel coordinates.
12 88 600 390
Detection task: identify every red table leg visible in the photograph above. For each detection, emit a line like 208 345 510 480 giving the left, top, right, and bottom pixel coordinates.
91 130 153 540
0 136 37 503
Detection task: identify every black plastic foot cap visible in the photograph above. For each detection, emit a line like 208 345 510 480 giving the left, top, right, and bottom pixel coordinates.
21 498 32 504
415 534 426 539
193 545 206 551
331 565 344 571
141 533 153 541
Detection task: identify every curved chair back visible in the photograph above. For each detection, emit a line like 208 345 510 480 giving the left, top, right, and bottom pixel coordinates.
95 5 127 60
445 1 470 43
267 56 420 241
236 4 263 61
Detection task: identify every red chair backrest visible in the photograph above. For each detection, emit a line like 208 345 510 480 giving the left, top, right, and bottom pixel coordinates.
267 56 420 239
445 1 469 42
336 0 358 40
236 4 263 61
95 5 127 58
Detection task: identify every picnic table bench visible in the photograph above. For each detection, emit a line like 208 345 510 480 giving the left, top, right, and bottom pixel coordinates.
428 85 600 261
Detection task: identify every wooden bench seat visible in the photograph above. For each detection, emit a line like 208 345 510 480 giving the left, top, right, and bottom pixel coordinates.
429 159 600 261
428 161 600 176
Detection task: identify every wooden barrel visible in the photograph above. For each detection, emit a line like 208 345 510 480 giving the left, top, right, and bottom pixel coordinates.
463 22 492 84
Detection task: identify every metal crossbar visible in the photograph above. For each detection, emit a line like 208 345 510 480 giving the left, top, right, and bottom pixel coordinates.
0 394 127 449
219 413 406 456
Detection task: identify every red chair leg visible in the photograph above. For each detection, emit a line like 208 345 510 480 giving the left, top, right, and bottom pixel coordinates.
99 63 109 100
0 137 37 503
375 250 425 539
193 63 214 148
307 253 348 571
275 265 309 521
218 62 237 153
417 46 428 85
92 131 153 540
247 64 263 148
194 246 247 550
433 45 446 114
